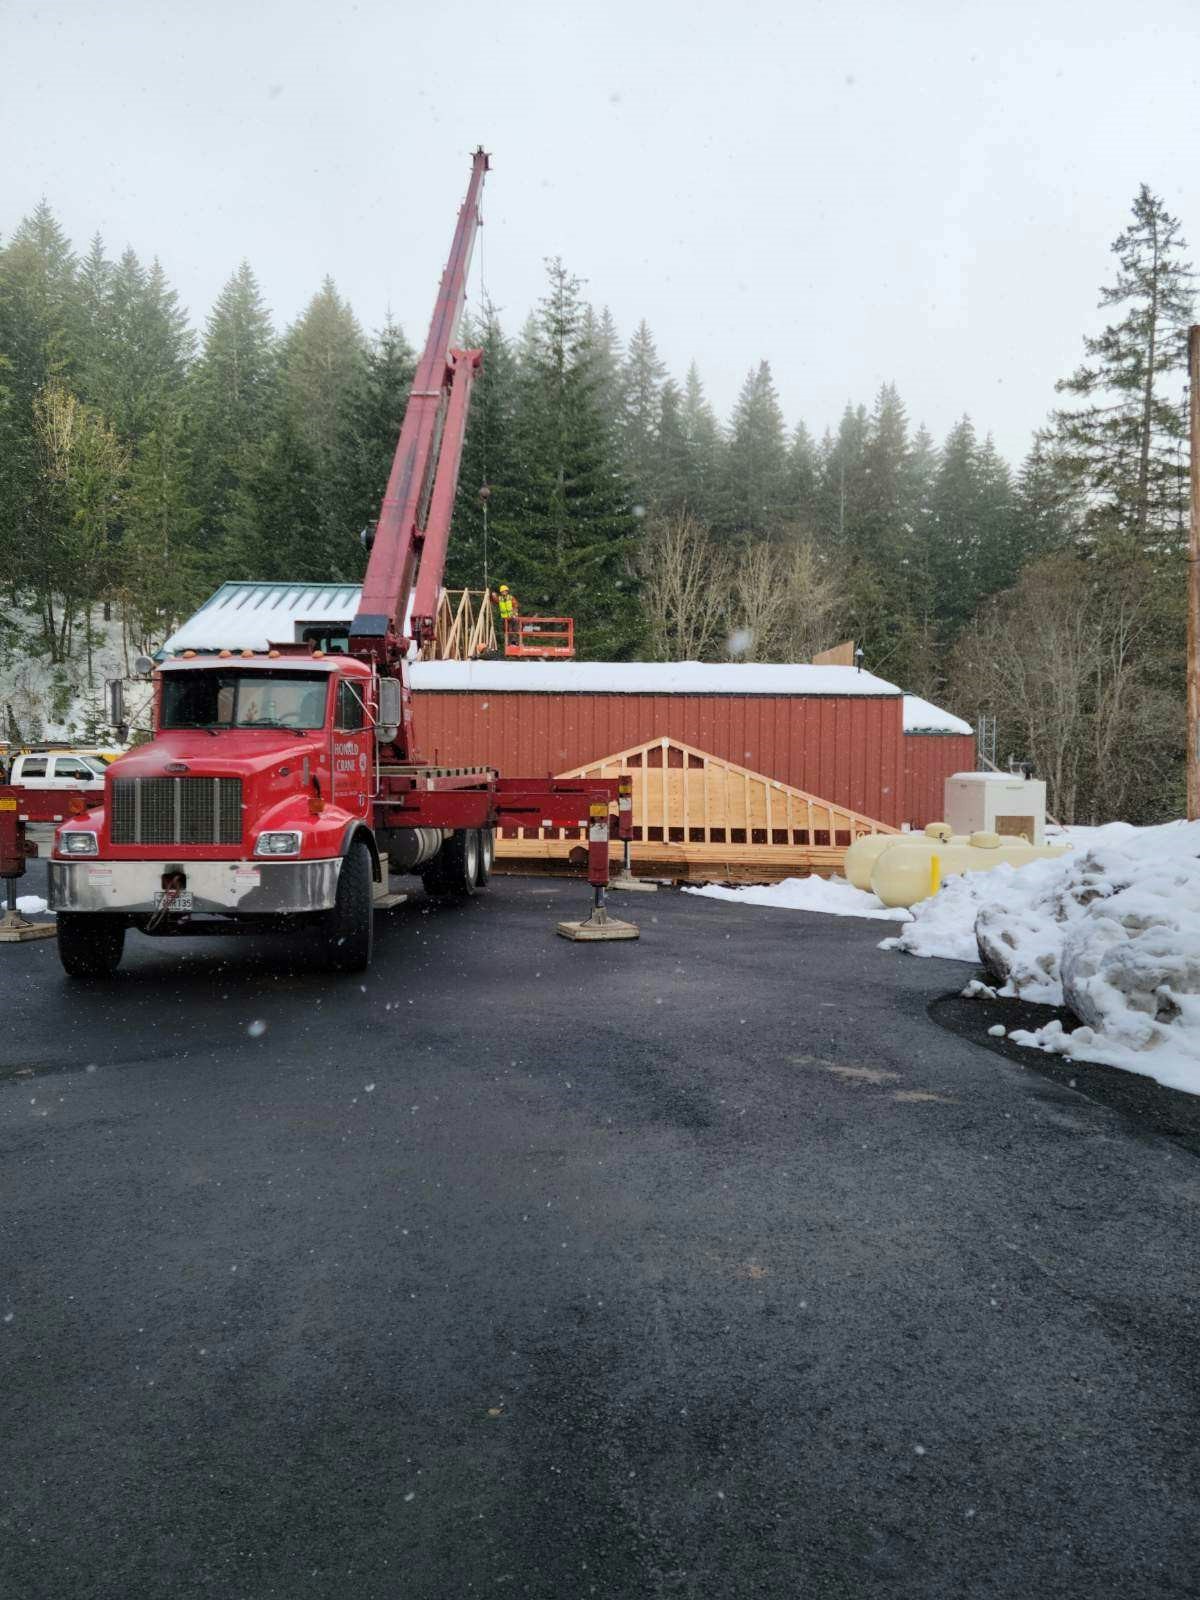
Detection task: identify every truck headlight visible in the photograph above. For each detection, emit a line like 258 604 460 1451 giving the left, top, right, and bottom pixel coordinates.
255 831 302 857
60 831 99 857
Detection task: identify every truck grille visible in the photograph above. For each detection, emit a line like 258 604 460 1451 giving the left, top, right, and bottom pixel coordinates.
110 777 242 846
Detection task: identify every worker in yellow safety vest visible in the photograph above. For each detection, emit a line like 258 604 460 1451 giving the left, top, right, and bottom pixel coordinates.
497 585 517 623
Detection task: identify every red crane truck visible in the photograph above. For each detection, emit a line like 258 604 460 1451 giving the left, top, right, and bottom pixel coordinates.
43 149 636 977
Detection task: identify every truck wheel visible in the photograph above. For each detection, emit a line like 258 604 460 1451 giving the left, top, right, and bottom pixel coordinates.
57 914 125 979
322 841 374 972
476 826 494 888
421 829 479 899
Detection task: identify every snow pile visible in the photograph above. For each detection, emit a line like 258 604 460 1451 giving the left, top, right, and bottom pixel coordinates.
16 895 50 915
884 820 1200 1096
684 874 912 922
875 861 1060 965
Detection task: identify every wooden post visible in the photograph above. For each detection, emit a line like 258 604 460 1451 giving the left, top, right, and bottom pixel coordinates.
1190 327 1200 820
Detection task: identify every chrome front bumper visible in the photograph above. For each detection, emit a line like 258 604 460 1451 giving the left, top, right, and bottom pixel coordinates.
47 858 342 916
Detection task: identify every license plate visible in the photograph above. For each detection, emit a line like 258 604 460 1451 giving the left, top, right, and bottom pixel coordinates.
154 890 193 912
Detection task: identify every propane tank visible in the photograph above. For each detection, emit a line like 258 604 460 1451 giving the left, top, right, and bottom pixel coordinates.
845 833 899 891
870 829 1070 909
844 823 954 891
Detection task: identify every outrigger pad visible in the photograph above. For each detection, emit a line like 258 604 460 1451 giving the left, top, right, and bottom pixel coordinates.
0 912 57 944
608 873 658 893
556 910 640 942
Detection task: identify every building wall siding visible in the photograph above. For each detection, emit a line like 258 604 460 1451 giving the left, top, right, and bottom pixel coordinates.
902 733 976 828
413 691 908 827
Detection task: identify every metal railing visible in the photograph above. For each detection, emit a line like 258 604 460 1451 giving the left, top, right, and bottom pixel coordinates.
503 616 575 659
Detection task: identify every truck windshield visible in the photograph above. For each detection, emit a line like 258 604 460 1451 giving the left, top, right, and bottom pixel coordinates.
161 671 329 731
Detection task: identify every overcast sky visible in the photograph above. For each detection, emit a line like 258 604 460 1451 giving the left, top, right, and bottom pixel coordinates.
4 0 1199 463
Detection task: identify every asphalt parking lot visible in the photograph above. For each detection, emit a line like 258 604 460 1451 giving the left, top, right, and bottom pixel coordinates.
2 866 1198 1598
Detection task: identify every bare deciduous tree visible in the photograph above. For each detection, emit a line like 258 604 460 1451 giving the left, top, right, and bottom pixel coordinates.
726 531 844 662
640 511 846 666
950 552 1183 823
639 510 731 661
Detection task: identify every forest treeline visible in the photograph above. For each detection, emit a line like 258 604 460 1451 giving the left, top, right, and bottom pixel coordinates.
0 186 1191 821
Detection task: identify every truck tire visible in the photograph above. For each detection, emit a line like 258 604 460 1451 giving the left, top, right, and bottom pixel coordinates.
57 913 125 979
322 841 374 972
476 826 494 888
421 828 479 899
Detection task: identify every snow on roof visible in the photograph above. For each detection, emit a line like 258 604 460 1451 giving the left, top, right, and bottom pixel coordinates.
163 582 363 654
409 660 903 697
902 695 973 735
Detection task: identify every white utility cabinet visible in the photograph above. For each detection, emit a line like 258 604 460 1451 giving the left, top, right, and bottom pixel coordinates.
943 771 1046 845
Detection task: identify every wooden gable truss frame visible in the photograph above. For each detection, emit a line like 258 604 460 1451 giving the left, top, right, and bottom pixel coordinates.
494 735 898 882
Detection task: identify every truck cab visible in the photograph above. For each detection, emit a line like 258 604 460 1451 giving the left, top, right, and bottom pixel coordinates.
47 649 400 976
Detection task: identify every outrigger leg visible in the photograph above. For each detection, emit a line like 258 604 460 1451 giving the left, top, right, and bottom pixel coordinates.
0 796 56 943
606 775 657 893
557 797 640 941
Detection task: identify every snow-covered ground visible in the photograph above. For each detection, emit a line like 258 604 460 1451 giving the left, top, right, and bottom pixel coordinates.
683 874 912 922
881 820 1200 1097
0 609 153 742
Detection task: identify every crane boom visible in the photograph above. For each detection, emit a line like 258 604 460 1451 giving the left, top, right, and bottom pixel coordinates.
350 147 489 674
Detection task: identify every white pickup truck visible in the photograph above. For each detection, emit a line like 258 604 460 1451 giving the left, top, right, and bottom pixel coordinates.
7 753 108 821
10 751 108 791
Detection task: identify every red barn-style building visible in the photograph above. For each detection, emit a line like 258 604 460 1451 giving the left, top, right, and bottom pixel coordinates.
409 662 973 832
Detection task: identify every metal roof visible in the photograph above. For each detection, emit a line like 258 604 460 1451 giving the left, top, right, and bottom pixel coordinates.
162 583 362 654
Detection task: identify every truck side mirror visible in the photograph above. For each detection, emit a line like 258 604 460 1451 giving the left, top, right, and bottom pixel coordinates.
377 678 401 743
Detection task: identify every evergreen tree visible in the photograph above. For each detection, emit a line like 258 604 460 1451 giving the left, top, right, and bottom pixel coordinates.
121 408 202 640
450 302 518 590
1054 184 1195 546
679 361 722 519
0 203 78 596
82 248 193 443
581 304 623 448
786 421 820 528
719 360 788 537
619 318 666 504
189 261 278 575
281 275 367 459
223 417 325 582
73 233 113 397
975 434 1017 589
1011 432 1080 566
334 313 416 576
233 276 369 582
902 423 938 538
497 258 639 657
857 383 912 564
815 404 869 547
926 416 1013 632
650 377 692 510
0 201 77 405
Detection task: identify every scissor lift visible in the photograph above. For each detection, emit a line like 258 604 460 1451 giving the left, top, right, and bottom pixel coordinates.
503 615 575 659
